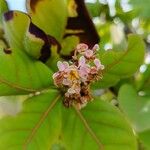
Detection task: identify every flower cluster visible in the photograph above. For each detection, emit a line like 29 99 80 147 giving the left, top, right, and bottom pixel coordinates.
53 43 104 109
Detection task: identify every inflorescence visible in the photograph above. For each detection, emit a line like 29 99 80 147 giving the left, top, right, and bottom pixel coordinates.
53 43 104 109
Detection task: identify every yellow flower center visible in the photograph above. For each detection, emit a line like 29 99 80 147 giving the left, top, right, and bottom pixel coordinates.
68 69 79 81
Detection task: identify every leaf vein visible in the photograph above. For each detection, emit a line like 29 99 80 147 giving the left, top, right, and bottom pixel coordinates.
22 94 61 150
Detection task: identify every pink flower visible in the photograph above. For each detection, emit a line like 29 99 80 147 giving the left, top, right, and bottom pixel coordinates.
94 59 104 70
78 56 90 79
84 50 94 59
52 72 59 79
79 65 90 79
76 43 88 52
62 79 72 86
53 72 64 86
78 56 86 67
53 43 104 109
94 59 101 69
92 44 99 51
57 61 69 72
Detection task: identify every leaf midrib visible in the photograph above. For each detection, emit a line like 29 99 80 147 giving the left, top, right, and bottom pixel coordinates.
22 94 61 150
0 76 37 92
74 106 104 150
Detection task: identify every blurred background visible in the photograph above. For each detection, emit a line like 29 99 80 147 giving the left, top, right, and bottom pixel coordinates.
6 0 26 11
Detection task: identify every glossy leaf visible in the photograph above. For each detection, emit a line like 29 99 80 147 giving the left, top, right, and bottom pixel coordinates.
0 90 62 150
61 98 137 150
93 34 145 89
0 46 53 96
26 0 67 42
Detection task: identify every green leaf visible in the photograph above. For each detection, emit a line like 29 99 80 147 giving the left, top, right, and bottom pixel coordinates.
93 34 145 89
24 22 61 66
0 46 53 96
118 84 150 149
0 39 7 48
0 0 8 48
3 11 30 50
61 99 137 150
139 130 150 150
86 2 101 18
24 22 47 60
3 11 61 69
0 92 137 149
118 84 150 133
26 0 67 42
0 90 62 150
0 0 8 24
60 35 79 58
135 64 150 91
130 0 150 19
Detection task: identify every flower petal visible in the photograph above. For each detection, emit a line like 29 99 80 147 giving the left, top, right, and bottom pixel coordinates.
57 61 69 71
84 50 94 58
79 56 86 67
63 79 71 86
52 72 59 79
94 58 101 69
92 44 99 51
68 88 76 94
76 43 88 52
